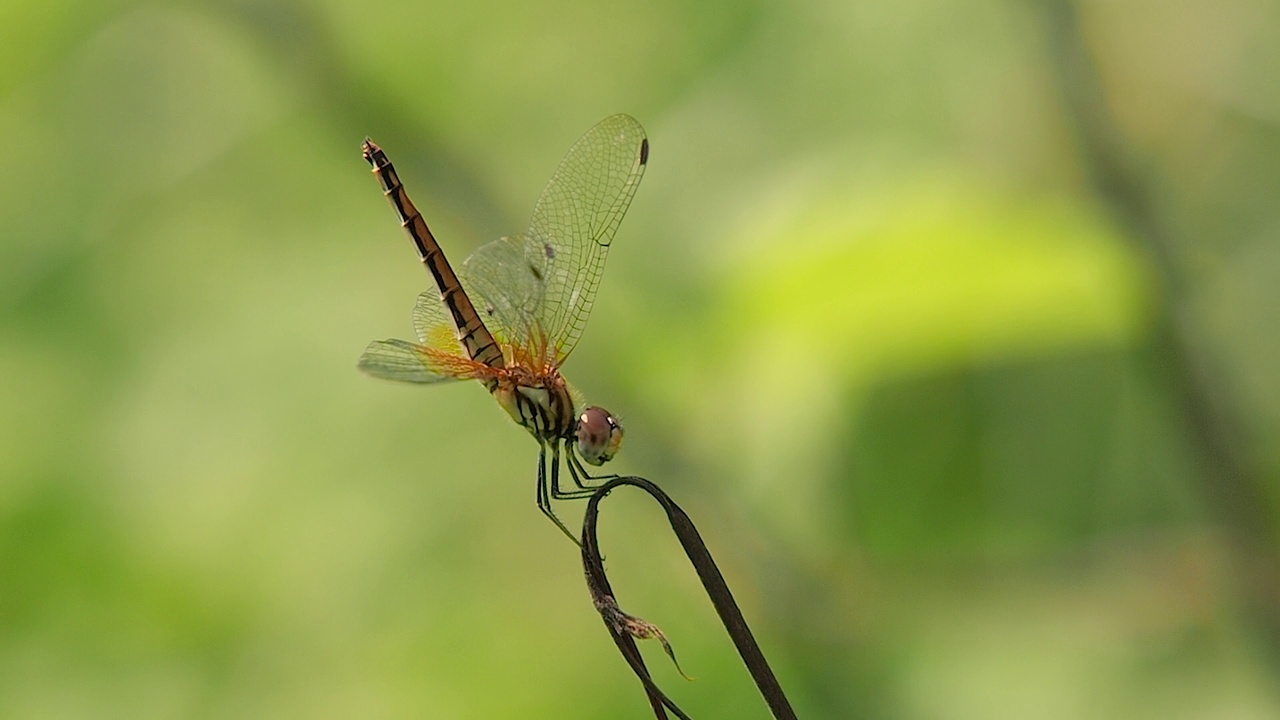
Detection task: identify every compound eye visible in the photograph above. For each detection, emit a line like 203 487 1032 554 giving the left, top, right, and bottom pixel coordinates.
576 406 623 466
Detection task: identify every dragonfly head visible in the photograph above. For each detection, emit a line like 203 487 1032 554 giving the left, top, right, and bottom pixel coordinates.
576 406 623 466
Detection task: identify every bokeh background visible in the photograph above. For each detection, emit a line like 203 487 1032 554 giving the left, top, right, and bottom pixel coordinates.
2 0 1279 717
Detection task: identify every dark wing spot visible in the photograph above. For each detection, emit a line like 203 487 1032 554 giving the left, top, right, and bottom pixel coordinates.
543 243 555 259
639 138 649 165
528 263 543 281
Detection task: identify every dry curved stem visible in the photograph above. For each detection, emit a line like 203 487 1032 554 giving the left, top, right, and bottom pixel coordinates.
580 476 797 720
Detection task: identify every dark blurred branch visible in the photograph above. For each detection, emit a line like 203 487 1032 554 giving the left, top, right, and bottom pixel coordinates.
1038 0 1280 660
204 0 510 233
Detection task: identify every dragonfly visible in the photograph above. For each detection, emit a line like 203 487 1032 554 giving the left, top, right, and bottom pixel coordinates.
358 114 649 542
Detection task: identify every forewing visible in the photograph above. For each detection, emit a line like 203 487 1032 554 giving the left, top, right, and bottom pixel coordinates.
528 114 648 363
358 339 461 384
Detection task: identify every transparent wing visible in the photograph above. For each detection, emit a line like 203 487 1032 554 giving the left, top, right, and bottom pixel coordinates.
530 114 648 362
461 233 545 352
411 291 467 352
358 339 461 384
463 114 648 365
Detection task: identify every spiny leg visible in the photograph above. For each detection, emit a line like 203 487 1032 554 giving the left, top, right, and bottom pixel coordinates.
552 442 597 500
535 442 583 543
566 449 619 492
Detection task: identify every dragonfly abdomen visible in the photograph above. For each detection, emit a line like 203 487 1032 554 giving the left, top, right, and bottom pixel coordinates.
362 139 506 370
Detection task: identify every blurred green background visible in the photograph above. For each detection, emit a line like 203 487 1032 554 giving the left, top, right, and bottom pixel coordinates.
2 0 1279 717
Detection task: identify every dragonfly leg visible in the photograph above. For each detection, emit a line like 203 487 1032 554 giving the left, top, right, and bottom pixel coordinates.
536 443 583 544
565 449 619 491
552 443 597 500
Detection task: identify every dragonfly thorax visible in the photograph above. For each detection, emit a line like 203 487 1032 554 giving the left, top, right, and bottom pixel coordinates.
494 368 577 444
492 371 623 466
